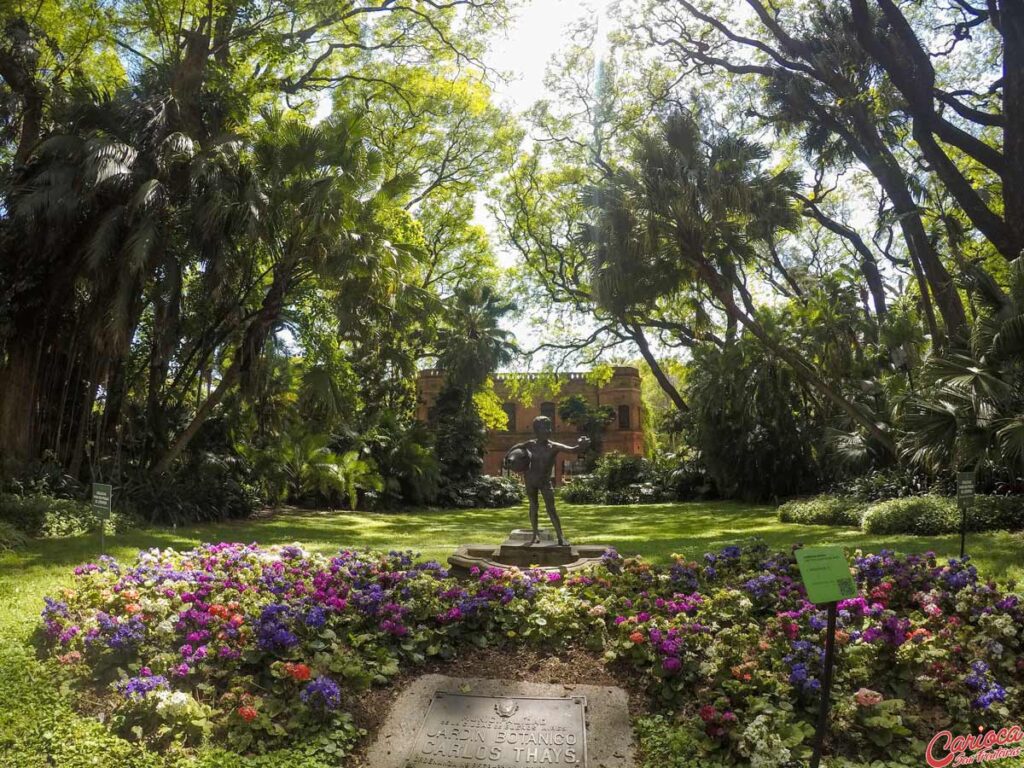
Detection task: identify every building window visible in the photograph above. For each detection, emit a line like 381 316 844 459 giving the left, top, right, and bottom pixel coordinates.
502 402 517 432
540 401 556 424
618 404 631 430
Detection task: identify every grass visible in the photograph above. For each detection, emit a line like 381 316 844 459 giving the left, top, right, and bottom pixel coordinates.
5 500 1024 635
1 500 1022 766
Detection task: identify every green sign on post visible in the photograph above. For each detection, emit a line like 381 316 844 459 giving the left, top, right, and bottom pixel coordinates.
92 483 112 555
957 472 975 507
92 483 112 518
795 546 856 605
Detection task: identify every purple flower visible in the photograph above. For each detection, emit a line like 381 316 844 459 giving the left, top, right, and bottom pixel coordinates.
255 604 299 652
301 676 342 711
121 674 169 700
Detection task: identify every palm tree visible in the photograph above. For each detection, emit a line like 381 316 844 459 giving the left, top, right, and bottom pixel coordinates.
901 258 1024 474
435 282 518 401
2 83 256 471
153 109 418 472
581 110 896 454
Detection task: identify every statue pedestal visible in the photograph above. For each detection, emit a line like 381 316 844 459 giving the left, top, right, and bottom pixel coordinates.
448 528 611 575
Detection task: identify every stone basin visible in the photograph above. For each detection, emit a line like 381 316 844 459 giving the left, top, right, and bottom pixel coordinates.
448 529 611 575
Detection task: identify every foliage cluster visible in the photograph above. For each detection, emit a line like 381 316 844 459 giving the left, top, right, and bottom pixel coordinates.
560 451 712 505
0 493 133 539
36 542 1022 766
501 0 1024 502
435 475 523 509
0 0 519 520
778 496 868 528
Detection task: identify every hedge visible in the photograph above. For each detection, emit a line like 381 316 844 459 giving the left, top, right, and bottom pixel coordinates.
779 493 1024 536
777 495 867 527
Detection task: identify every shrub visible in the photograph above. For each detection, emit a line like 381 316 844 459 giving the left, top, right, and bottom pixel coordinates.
860 496 959 535
0 493 133 539
780 493 1024 536
0 453 85 498
650 451 716 501
967 495 1024 532
827 467 936 502
436 475 523 508
122 454 258 526
0 519 29 550
560 452 712 505
777 496 867 527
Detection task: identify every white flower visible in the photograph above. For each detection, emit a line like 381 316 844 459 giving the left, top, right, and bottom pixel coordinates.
738 715 792 768
155 690 193 718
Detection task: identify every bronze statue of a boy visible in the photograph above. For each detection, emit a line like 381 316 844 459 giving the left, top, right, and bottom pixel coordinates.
504 415 590 545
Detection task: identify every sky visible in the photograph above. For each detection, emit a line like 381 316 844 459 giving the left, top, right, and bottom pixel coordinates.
478 0 616 268
454 1 618 361
485 0 615 113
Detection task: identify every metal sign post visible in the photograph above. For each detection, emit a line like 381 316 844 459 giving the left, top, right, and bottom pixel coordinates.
956 471 975 558
92 482 112 556
810 602 838 768
795 546 856 768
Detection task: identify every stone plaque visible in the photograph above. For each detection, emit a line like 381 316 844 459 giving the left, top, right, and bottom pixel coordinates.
363 675 634 768
405 692 587 768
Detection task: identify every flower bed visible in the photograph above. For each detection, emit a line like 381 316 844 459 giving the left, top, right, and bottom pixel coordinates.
38 542 1023 766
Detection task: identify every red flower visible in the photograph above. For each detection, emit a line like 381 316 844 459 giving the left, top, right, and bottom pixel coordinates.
699 704 718 723
629 631 645 644
238 705 258 722
285 662 312 681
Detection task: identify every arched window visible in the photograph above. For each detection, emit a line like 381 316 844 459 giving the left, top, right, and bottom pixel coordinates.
540 401 557 424
618 404 631 430
502 402 517 432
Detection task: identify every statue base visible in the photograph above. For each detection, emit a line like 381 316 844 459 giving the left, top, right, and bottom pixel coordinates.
448 528 611 575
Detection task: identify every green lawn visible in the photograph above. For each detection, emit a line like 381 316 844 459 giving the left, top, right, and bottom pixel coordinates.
1 500 1022 766
5 500 1024 639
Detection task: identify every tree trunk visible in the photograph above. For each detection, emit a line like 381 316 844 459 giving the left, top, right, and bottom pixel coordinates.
856 138 966 339
797 195 887 315
1000 0 1024 258
152 265 291 473
625 322 689 412
0 338 39 466
68 378 99 480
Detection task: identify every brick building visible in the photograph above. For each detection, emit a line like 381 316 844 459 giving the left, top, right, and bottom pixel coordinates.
416 366 645 485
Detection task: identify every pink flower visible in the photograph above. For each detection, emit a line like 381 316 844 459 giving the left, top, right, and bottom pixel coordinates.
854 688 883 707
